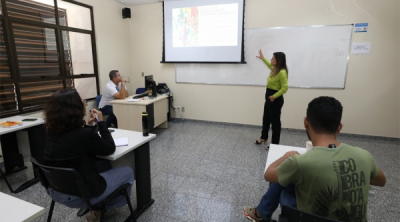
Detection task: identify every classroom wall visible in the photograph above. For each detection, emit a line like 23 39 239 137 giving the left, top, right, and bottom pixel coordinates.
76 0 134 94
127 0 400 138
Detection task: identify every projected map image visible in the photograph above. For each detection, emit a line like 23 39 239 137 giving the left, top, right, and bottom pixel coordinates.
172 3 238 47
172 7 199 47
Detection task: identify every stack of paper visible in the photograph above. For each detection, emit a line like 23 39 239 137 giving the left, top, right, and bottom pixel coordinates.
127 99 141 102
114 137 128 147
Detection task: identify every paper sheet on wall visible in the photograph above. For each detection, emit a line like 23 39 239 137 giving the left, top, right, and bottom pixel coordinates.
351 42 371 54
114 137 128 147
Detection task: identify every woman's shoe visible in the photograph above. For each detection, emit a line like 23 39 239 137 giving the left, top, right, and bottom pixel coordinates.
254 139 266 145
265 145 270 150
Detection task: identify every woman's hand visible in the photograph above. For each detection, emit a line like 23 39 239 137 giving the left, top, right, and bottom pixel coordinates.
256 49 265 60
87 109 103 125
268 96 275 102
92 109 103 121
87 110 96 125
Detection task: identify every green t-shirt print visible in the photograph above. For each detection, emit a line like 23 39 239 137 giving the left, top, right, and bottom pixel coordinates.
277 143 379 222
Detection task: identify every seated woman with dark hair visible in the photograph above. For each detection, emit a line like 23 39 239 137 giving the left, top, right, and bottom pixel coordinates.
43 89 134 222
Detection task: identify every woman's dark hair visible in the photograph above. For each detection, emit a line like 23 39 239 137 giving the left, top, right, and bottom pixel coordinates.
272 52 288 77
44 89 85 133
307 96 343 134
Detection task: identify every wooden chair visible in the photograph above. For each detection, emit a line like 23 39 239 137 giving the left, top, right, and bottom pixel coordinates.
31 157 136 222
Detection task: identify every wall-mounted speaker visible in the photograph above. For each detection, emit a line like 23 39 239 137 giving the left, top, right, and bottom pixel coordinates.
122 8 131 19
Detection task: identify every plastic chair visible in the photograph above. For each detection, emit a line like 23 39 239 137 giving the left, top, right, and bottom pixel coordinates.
135 88 145 94
279 205 343 222
96 94 102 107
31 157 136 222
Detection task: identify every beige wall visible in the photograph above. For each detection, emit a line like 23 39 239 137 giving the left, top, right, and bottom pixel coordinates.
126 0 400 138
77 0 134 94
72 0 399 138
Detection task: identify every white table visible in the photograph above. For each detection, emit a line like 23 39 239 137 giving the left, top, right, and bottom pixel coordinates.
99 128 156 161
97 128 156 218
0 116 44 135
0 116 45 193
111 94 169 132
0 192 45 222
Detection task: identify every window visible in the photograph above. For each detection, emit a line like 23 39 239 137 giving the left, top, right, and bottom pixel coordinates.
0 0 98 118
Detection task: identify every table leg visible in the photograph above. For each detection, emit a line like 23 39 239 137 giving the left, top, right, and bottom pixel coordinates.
158 120 168 129
133 142 154 217
109 142 154 218
0 125 44 193
1 132 26 174
12 125 45 193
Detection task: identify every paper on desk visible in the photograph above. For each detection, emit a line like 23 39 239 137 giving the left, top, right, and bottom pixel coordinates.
114 137 128 147
127 99 140 102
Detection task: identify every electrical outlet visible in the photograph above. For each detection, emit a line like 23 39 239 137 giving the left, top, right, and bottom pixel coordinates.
181 107 185 112
141 72 144 77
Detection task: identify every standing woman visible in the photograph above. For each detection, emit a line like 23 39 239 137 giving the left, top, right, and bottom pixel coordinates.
255 50 288 150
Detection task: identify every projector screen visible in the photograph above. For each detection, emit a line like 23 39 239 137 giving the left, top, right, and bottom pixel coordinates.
163 0 245 63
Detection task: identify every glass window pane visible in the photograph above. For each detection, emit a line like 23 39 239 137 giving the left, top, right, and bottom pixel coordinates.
57 0 92 30
0 21 11 80
72 77 96 99
62 31 94 75
6 0 56 24
0 83 18 116
19 79 63 111
0 21 17 117
12 22 61 78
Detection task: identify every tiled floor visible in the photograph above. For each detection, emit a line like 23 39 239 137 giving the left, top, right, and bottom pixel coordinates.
0 119 399 221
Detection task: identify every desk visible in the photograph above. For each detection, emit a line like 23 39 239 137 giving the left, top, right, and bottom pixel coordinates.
0 116 45 193
111 94 168 132
0 192 45 222
98 128 156 218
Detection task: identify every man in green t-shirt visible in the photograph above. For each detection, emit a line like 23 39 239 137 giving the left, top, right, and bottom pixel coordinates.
243 96 386 222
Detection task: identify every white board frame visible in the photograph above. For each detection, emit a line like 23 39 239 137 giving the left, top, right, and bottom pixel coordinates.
175 24 353 88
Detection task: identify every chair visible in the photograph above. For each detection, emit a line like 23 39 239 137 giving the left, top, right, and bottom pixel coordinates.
31 157 136 222
135 88 145 94
96 94 102 107
279 205 343 222
95 94 109 122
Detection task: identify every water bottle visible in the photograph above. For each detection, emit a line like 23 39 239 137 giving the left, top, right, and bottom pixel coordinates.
142 112 149 136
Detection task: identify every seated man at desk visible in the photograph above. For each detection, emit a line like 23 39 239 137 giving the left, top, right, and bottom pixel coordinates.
99 70 129 128
243 96 386 222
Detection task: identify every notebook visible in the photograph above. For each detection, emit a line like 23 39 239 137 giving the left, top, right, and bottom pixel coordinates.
114 137 128 147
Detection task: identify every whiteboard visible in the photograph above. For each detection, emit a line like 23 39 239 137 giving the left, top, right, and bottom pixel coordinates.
175 25 353 88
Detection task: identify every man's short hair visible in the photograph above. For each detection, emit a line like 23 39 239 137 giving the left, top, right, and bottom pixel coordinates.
109 70 119 80
307 96 343 134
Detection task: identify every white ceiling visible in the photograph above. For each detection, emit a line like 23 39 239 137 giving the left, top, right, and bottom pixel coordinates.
116 0 181 6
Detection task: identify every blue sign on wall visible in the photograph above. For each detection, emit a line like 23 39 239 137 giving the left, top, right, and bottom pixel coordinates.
354 23 368 32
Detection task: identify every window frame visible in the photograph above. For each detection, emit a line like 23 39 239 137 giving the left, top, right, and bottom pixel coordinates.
0 0 99 118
